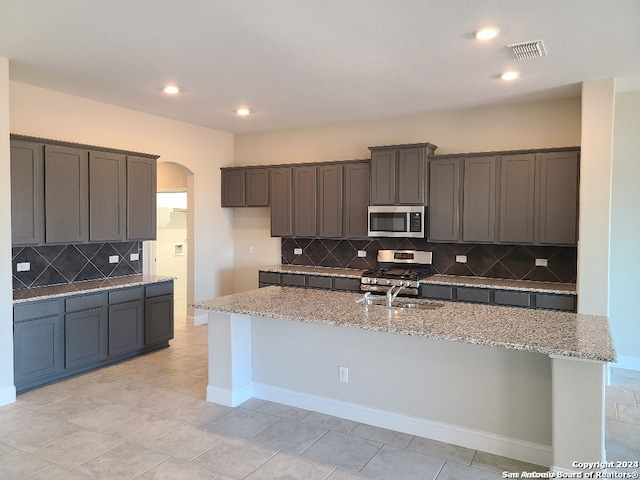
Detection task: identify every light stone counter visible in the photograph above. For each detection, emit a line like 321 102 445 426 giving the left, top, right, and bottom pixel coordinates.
193 285 613 362
424 274 577 295
13 274 174 303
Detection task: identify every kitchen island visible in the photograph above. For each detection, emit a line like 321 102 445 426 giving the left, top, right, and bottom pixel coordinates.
193 286 615 473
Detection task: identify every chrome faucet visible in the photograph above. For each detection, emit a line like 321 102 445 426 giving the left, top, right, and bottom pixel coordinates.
386 285 405 307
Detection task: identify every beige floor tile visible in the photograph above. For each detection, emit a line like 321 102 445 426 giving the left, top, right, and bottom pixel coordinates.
106 413 185 445
325 469 373 480
0 406 52 436
606 400 618 420
435 460 502 480
135 456 220 480
238 398 267 410
146 371 205 391
351 423 414 448
34 429 125 469
35 394 112 420
73 442 169 480
203 407 279 439
130 387 198 414
0 449 52 479
617 403 640 424
0 442 14 456
255 401 310 421
0 418 85 453
606 387 637 406
250 418 329 453
406 436 476 465
470 451 546 474
14 383 75 409
300 411 359 434
164 398 233 426
302 430 381 471
24 464 92 480
146 424 225 461
246 451 336 480
69 403 145 432
178 378 208 398
360 444 444 480
191 438 277 479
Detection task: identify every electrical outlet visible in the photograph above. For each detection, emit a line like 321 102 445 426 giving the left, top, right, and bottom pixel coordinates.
16 262 30 272
455 255 467 263
109 255 119 264
249 246 254 254
129 253 139 261
294 248 303 255
535 258 548 267
339 366 349 383
357 250 367 258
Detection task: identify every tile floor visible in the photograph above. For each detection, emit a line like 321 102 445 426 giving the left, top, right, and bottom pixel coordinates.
1 311 639 479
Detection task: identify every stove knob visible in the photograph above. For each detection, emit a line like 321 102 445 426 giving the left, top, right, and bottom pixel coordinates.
385 279 392 285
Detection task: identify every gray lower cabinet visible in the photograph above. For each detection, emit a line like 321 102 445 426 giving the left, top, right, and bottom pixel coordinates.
13 300 64 386
13 281 174 392
127 156 157 241
258 271 361 292
44 144 89 244
10 140 44 246
145 281 174 345
89 151 127 242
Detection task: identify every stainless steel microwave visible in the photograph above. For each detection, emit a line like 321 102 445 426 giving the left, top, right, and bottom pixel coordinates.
367 205 426 238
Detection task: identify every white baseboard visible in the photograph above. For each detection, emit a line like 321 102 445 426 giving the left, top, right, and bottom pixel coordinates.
251 382 552 467
0 385 16 407
611 356 640 372
207 384 253 407
187 312 208 327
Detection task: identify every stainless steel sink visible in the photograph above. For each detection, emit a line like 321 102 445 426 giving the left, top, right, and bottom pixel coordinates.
359 296 442 310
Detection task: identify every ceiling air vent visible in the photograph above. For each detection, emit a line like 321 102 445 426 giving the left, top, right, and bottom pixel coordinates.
507 40 547 60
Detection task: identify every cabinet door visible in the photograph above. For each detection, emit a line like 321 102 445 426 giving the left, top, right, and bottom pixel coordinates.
221 169 246 207
10 140 44 245
499 154 535 243
108 299 144 356
127 156 157 240
536 151 579 245
65 307 108 369
89 151 126 242
344 162 370 238
246 168 270 206
370 149 397 205
270 167 292 237
429 158 462 242
317 164 343 238
293 166 317 237
463 156 497 242
44 144 89 243
145 294 174 345
14 314 64 383
397 147 426 205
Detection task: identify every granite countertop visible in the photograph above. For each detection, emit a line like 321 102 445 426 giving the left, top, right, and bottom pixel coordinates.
13 274 174 303
424 275 577 295
259 265 365 278
193 286 614 362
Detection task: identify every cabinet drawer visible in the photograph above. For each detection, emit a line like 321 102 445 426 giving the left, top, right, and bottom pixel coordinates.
65 293 105 313
307 275 333 290
333 277 361 292
494 290 532 308
535 294 576 312
109 287 143 304
457 287 491 304
14 300 59 322
282 274 306 287
421 284 454 300
146 281 173 298
258 271 281 285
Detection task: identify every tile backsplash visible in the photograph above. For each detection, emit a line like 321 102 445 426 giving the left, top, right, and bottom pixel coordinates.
12 241 143 290
281 238 577 283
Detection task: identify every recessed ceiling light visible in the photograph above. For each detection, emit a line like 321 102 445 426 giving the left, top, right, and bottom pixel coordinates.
163 85 180 95
236 108 251 116
501 71 520 81
475 27 500 40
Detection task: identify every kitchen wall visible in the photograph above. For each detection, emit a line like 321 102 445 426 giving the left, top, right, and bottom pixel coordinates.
232 97 582 292
610 91 640 368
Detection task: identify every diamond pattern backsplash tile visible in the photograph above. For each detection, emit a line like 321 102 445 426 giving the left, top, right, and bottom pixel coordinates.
281 238 576 283
12 241 143 290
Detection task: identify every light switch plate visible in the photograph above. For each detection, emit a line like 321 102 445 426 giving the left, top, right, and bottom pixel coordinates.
130 253 140 261
357 250 367 258
16 262 31 272
455 255 467 263
294 248 303 255
535 258 548 267
109 255 119 264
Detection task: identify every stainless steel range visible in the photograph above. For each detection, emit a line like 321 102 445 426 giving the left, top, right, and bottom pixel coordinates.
360 250 434 296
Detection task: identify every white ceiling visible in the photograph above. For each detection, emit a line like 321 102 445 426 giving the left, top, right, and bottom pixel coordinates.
1 0 640 134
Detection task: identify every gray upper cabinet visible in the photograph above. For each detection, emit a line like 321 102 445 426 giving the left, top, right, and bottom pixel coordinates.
318 164 343 238
89 151 126 242
463 156 497 242
343 161 370 238
293 166 317 237
535 151 579 245
10 140 44 246
221 168 246 207
429 158 462 242
499 154 535 243
126 156 157 241
369 143 436 206
44 144 89 244
246 168 270 206
270 167 293 237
